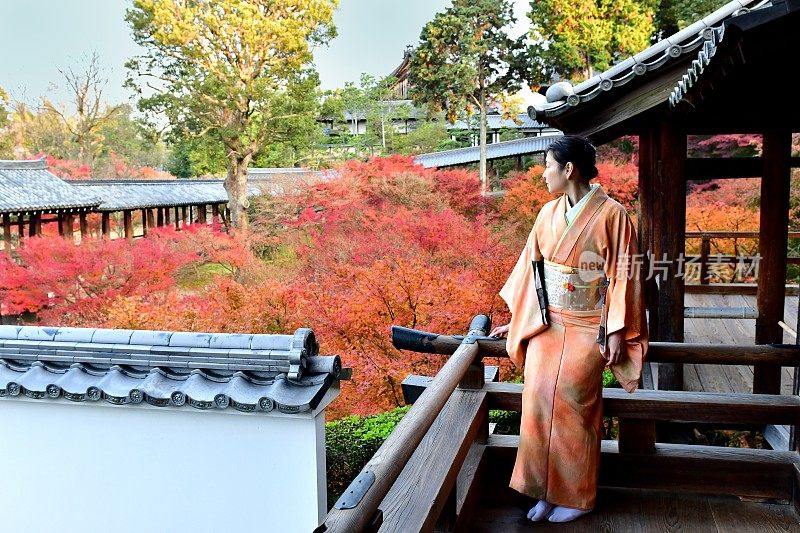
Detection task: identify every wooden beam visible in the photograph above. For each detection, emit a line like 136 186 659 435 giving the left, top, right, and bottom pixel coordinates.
484 382 800 425
685 157 764 180
655 122 686 390
123 211 133 240
487 436 798 500
453 444 486 533
3 213 12 255
101 213 111 238
755 129 791 394
378 391 488 533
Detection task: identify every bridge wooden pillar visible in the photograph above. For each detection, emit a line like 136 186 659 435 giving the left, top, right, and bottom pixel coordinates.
79 213 89 240
3 213 11 255
754 129 791 394
101 213 111 238
123 210 133 240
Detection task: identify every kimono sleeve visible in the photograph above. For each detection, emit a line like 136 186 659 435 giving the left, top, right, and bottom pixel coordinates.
603 208 649 393
499 213 547 370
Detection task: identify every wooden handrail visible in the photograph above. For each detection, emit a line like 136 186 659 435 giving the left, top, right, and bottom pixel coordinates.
686 231 800 239
316 316 490 533
393 326 800 365
483 382 800 425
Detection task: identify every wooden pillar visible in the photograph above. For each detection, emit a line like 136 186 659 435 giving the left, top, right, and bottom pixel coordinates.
164 207 172 226
57 213 64 236
123 210 133 240
147 209 156 229
79 213 89 240
140 209 148 237
35 214 41 236
63 213 75 240
638 128 659 343
654 122 685 391
174 207 180 230
102 213 111 238
156 208 164 227
197 204 207 224
29 214 38 237
2 213 11 255
212 204 219 223
754 129 791 394
17 213 25 239
181 206 188 226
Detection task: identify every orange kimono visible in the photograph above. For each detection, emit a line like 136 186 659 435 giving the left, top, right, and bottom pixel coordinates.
499 186 648 511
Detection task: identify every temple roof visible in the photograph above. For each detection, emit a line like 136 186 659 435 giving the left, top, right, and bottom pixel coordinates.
70 179 261 211
0 325 341 414
415 133 562 168
0 160 101 214
524 0 797 141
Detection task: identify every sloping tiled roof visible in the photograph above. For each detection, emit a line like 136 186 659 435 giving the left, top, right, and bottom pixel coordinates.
527 0 769 121
0 325 341 414
446 113 555 131
669 0 799 108
414 133 562 168
70 179 261 211
0 160 101 214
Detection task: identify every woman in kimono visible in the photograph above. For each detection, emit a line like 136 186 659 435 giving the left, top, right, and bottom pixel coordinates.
489 136 648 523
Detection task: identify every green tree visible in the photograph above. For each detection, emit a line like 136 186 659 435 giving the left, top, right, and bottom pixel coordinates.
410 0 522 192
652 0 728 40
527 0 654 83
0 86 10 157
125 0 337 230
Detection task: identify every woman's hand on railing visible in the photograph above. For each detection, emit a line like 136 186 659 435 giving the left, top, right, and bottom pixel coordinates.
604 330 626 365
489 323 510 338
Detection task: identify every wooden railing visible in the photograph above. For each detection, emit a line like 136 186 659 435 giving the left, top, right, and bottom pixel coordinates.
316 320 800 532
684 230 800 289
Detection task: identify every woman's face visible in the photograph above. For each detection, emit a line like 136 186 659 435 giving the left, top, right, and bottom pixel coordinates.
543 150 571 194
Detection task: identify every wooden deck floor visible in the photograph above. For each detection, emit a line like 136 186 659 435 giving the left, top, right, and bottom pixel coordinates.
679 293 798 395
472 488 800 532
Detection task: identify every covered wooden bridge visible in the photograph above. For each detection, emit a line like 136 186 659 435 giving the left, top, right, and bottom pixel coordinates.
316 0 800 530
0 159 261 249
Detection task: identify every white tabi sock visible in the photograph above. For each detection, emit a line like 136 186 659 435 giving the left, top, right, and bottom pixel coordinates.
526 500 555 522
547 505 591 523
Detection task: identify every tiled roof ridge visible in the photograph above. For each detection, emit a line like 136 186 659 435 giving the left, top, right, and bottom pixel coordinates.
669 0 797 108
527 0 771 120
0 325 342 414
0 159 48 170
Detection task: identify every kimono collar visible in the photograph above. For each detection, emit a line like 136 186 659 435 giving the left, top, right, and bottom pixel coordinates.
550 185 609 264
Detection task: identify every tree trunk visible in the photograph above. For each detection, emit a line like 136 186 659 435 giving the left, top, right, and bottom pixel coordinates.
478 85 488 194
224 154 253 231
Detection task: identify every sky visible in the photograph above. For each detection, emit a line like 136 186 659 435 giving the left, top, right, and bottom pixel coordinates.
0 0 534 108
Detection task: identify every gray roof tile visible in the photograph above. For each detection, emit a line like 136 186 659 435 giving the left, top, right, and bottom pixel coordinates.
415 134 562 168
70 179 260 211
0 326 339 413
528 0 770 121
0 160 101 214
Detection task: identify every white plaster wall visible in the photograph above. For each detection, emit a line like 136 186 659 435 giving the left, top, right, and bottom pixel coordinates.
0 390 337 533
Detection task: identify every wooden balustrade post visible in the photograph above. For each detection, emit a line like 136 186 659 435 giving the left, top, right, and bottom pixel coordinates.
618 418 656 454
700 236 710 285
